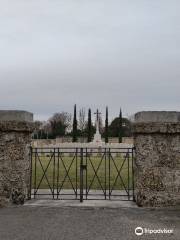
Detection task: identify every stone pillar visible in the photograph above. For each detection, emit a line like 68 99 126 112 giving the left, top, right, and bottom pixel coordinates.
134 111 180 207
0 110 34 206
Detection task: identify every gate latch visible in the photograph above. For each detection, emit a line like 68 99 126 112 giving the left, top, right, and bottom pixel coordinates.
81 165 87 170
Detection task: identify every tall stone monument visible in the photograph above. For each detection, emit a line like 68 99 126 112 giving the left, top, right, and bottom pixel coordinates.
92 109 103 145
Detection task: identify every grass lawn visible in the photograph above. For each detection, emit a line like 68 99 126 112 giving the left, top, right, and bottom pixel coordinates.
31 152 133 191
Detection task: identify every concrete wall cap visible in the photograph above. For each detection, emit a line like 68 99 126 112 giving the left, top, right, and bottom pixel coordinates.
0 110 33 122
135 111 180 123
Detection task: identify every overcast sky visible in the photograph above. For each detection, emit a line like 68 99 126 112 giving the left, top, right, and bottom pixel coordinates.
0 0 180 121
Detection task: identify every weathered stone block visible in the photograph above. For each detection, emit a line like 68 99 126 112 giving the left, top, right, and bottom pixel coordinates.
0 111 34 207
134 111 180 207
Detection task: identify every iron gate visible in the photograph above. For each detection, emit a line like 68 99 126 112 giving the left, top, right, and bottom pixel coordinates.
29 147 135 202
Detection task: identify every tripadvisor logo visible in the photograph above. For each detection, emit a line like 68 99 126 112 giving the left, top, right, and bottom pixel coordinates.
135 227 174 236
135 227 143 236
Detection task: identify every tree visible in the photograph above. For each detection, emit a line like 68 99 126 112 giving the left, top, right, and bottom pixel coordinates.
87 108 92 142
72 104 78 142
109 113 132 139
42 121 51 139
119 108 123 143
105 106 109 143
49 112 71 138
98 114 104 134
78 108 86 136
33 121 43 139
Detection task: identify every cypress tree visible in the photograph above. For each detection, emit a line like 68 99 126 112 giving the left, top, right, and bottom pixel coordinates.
72 104 78 142
119 108 123 143
105 106 109 143
87 108 92 142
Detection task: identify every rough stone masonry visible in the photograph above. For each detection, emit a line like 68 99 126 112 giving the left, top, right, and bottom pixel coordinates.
0 111 34 206
134 111 180 207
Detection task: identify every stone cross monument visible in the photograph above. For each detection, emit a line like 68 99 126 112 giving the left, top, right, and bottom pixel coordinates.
92 109 103 145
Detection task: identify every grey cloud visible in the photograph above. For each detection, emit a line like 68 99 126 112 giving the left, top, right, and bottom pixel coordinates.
0 0 180 120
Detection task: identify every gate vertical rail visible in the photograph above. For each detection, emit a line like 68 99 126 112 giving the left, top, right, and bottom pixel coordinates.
28 146 32 200
108 148 111 200
104 148 107 200
57 148 60 199
80 148 84 202
132 147 135 202
75 148 78 199
85 148 88 200
52 148 55 199
34 148 37 198
127 149 130 200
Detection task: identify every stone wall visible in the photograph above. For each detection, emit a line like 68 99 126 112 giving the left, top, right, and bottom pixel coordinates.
134 112 180 207
0 111 34 206
1 109 180 208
